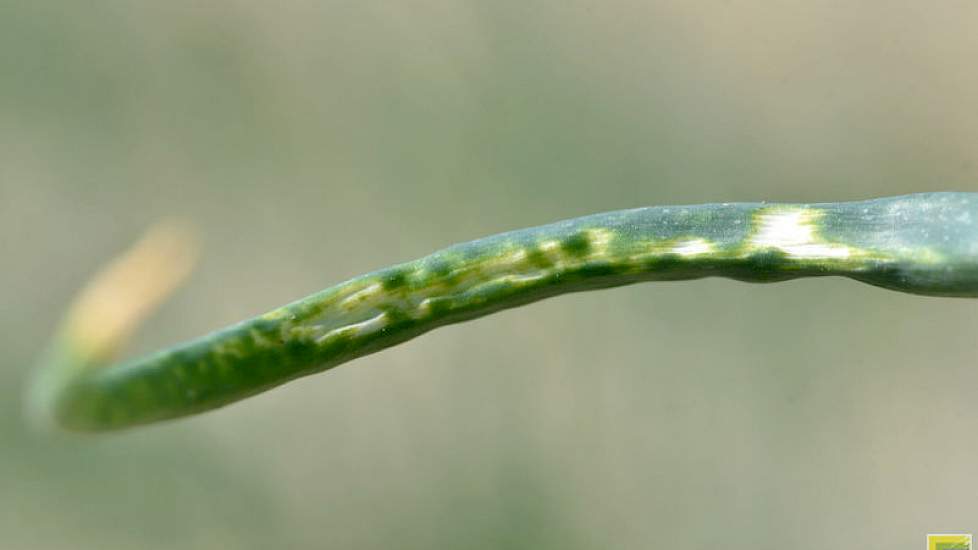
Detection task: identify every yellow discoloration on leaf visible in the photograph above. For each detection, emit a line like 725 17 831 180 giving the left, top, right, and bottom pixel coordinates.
503 247 528 263
64 221 198 363
340 282 384 311
585 228 616 255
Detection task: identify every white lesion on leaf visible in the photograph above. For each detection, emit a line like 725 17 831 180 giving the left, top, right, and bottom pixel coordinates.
672 238 714 257
315 311 389 343
750 208 853 259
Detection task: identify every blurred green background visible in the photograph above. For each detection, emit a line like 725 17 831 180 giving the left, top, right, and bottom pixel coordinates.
3 2 977 548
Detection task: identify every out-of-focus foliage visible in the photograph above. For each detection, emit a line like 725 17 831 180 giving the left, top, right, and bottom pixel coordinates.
2 2 976 548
